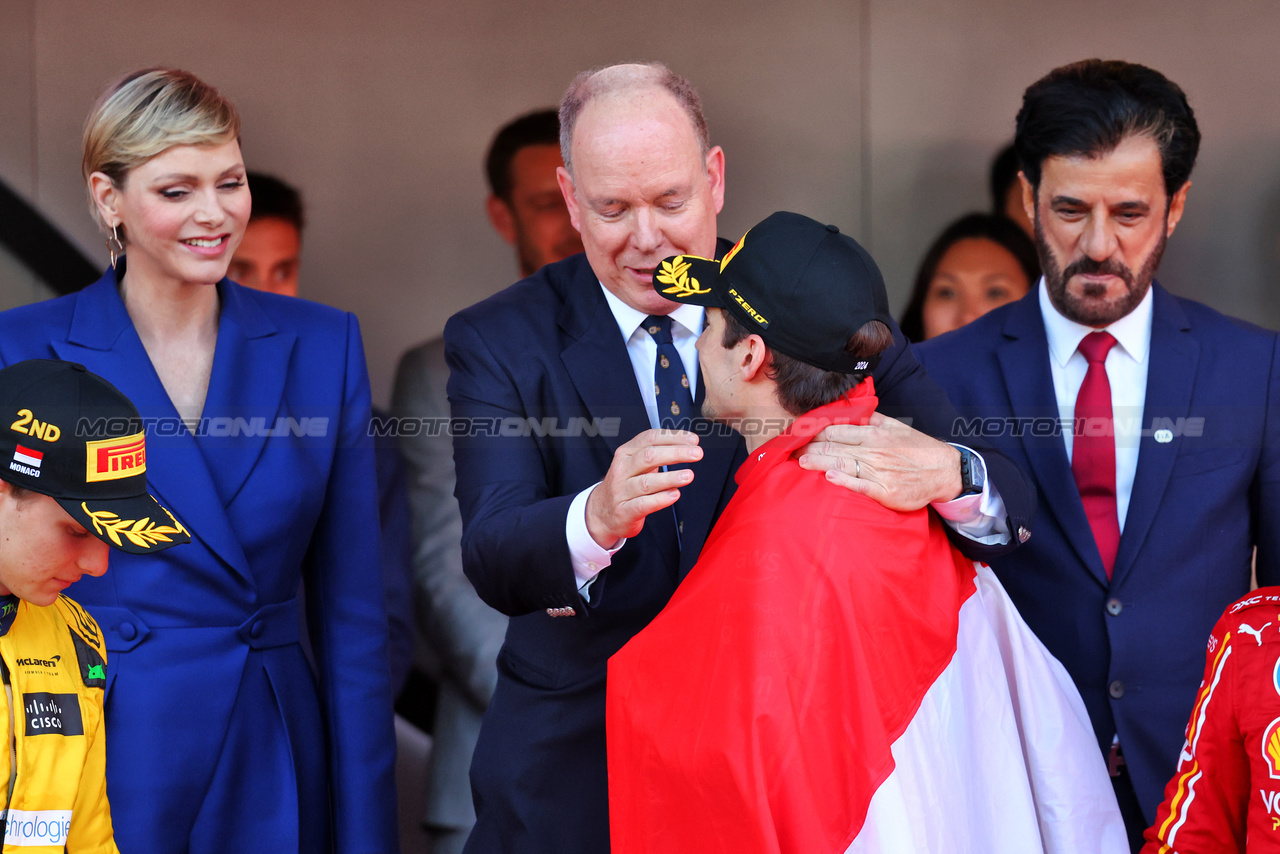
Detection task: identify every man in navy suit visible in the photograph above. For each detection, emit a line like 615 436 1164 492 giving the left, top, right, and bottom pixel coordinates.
916 59 1280 850
445 62 1035 854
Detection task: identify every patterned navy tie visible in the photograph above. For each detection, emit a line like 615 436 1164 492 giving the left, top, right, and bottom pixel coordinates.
643 315 695 430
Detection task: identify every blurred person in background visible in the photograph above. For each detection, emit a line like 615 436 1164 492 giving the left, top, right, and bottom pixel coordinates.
899 212 1039 342
226 171 302 297
482 109 586 277
391 108 582 854
0 68 398 853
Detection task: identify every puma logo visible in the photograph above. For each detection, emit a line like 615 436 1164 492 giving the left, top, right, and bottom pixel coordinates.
1239 622 1272 646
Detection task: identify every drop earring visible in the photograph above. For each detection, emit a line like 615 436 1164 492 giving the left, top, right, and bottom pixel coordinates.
107 224 124 268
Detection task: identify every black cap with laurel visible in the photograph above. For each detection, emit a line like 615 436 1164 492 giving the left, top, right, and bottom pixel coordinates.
652 211 895 374
0 359 191 554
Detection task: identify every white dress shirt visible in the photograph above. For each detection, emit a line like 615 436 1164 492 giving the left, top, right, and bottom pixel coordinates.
565 289 703 590
567 283 1009 591
1038 278 1153 531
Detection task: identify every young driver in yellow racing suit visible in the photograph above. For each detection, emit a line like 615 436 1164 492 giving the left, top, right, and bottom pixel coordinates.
0 359 191 852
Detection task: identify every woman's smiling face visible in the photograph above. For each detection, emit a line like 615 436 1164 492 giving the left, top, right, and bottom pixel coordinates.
98 140 251 287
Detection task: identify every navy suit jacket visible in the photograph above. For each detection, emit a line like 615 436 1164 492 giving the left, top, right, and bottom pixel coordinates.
0 268 399 854
916 284 1280 822
444 251 1034 853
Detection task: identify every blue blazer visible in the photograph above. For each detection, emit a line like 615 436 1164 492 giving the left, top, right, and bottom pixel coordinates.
0 268 399 854
444 251 1035 853
916 284 1280 822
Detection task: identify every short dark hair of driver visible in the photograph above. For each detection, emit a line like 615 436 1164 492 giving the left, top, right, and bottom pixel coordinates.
246 172 305 233
1014 59 1200 200
719 312 892 417
485 109 560 202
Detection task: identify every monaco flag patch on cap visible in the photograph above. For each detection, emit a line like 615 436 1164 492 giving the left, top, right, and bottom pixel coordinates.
13 444 42 470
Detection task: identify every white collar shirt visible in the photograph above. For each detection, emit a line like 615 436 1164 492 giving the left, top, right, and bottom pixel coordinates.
1038 278 1154 531
599 284 703 427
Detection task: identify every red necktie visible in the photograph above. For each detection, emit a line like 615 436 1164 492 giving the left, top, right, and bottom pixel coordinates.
1073 331 1120 579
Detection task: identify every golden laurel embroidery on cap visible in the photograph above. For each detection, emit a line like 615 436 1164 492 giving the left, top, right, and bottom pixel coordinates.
82 502 189 549
719 230 749 272
656 257 711 299
85 432 146 482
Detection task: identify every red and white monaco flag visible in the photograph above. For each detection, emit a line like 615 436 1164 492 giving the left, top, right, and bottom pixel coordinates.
12 445 42 468
607 391 1125 854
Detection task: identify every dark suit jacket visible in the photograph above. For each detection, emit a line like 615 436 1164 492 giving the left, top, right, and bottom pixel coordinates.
444 251 1035 853
0 268 399 854
916 284 1280 822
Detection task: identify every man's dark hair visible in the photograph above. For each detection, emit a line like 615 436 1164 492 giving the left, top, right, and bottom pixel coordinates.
246 172 304 233
485 109 560 201
1014 59 1200 199
899 212 1040 343
989 142 1020 214
720 312 894 416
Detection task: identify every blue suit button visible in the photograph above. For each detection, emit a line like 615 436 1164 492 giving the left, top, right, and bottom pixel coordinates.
1106 598 1122 616
118 622 137 641
250 620 264 639
1109 680 1125 699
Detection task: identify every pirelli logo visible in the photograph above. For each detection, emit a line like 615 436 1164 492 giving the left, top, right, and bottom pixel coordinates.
85 432 146 482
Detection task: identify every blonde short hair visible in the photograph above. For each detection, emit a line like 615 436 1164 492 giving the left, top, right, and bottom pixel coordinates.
82 68 240 232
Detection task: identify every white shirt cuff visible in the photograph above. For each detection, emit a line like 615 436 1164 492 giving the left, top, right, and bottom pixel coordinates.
567 482 626 595
930 445 1011 546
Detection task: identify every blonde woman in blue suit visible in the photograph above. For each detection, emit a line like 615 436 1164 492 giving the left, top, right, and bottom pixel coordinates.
0 69 398 853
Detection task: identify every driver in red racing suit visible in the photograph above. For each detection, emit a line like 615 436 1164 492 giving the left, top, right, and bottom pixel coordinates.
1144 588 1280 853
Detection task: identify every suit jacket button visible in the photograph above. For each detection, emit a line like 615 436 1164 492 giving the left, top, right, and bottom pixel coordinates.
1016 526 1031 543
1106 598 1123 617
1109 680 1125 699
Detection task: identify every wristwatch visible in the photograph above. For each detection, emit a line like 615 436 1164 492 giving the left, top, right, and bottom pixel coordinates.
957 446 985 497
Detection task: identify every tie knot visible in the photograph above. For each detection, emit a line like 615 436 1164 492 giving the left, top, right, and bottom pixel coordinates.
644 315 674 346
1078 331 1117 364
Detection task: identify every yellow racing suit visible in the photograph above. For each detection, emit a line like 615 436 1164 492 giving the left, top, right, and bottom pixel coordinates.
0 593 116 853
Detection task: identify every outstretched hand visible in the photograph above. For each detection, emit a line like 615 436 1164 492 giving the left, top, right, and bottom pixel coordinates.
796 412 962 511
586 429 703 548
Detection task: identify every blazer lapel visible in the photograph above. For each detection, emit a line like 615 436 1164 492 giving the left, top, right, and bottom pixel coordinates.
558 272 652 458
198 283 297 503
997 294 1109 585
1112 285 1197 586
557 264 680 573
51 272 252 583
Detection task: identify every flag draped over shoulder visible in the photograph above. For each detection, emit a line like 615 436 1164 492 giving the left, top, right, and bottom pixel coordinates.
606 382 1126 854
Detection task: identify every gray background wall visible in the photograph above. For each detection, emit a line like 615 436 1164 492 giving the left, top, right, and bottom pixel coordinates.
2 0 1278 406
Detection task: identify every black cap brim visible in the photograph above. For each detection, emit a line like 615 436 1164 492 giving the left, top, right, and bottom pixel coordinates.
653 255 726 308
57 493 192 554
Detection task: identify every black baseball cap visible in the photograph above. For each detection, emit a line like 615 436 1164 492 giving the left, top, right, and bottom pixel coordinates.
652 211 894 373
0 359 191 554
